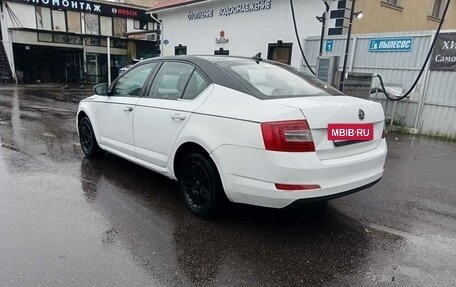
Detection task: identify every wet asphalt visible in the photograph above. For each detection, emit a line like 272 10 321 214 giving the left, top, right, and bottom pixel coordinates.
0 87 455 287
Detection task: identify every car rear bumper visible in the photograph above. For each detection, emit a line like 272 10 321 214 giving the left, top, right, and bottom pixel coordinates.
211 139 387 208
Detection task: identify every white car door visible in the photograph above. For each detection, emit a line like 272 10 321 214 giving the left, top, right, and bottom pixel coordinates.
95 62 157 157
133 61 211 168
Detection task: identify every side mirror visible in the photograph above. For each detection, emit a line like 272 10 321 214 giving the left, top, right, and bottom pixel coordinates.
94 83 108 96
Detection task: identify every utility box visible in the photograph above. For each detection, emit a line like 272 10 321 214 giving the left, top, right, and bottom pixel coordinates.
343 72 374 99
316 56 340 88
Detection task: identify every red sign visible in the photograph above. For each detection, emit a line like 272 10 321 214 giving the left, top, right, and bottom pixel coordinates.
220 30 225 37
112 7 138 17
328 123 374 141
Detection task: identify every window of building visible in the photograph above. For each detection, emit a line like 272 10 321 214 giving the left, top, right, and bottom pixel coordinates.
38 32 53 42
84 13 99 35
100 16 113 36
175 45 187 55
134 20 148 30
267 41 292 65
113 18 127 37
67 11 81 33
384 0 399 5
36 7 52 30
149 22 157 30
214 48 229 55
68 35 82 45
85 37 101 46
113 39 127 49
53 34 68 43
381 0 403 10
431 0 446 18
51 10 66 31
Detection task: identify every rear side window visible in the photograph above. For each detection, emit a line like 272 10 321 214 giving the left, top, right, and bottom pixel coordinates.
220 60 343 99
182 70 210 100
148 62 194 100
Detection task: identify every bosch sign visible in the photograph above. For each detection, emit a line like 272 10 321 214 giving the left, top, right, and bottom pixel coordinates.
112 7 139 17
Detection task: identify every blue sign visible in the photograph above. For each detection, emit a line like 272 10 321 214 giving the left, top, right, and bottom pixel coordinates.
369 37 413 52
325 40 334 52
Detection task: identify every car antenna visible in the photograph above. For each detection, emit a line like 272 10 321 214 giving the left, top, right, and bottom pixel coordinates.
252 52 262 64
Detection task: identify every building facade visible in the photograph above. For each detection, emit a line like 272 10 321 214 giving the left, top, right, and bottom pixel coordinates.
148 0 325 67
0 0 160 83
329 0 456 34
118 0 160 7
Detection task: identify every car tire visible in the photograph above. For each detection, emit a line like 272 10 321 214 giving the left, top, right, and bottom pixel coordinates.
178 153 225 217
78 117 103 158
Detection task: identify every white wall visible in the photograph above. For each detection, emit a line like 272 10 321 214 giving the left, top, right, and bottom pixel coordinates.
157 0 324 67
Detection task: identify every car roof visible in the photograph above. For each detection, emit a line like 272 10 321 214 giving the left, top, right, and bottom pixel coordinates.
140 55 258 95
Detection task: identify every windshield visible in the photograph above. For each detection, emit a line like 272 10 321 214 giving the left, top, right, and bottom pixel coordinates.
219 60 343 99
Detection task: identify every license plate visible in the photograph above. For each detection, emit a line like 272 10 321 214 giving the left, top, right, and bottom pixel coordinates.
328 123 374 141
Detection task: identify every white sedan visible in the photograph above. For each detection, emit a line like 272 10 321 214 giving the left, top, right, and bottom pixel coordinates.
77 56 387 216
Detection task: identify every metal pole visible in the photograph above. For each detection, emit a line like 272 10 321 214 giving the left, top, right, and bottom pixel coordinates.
107 36 111 85
339 0 356 91
348 36 357 72
148 13 163 56
319 13 325 56
412 32 435 133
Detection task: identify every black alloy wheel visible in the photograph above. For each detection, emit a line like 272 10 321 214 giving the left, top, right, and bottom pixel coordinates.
78 117 103 158
179 153 224 217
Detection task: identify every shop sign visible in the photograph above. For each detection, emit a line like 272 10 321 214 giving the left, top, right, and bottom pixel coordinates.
187 0 272 20
188 9 213 20
325 40 334 52
215 30 229 44
219 0 272 16
430 33 456 71
8 0 148 20
369 37 413 52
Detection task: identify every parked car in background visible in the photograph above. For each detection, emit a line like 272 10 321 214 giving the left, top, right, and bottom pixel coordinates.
77 55 387 216
118 65 133 75
119 59 143 75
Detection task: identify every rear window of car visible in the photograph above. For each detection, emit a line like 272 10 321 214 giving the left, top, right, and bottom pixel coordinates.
218 60 343 99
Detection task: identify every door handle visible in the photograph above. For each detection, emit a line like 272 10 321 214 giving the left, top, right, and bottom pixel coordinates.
123 106 133 112
171 113 186 121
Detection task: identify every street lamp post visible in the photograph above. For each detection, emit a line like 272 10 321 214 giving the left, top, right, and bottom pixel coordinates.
317 1 330 57
317 13 326 56
339 0 356 91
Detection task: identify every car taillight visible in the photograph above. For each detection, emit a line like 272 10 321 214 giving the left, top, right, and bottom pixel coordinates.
275 183 321 191
261 120 315 152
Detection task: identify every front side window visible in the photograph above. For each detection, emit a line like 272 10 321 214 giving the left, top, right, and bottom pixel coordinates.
220 60 343 99
112 63 157 97
36 7 52 30
148 62 195 100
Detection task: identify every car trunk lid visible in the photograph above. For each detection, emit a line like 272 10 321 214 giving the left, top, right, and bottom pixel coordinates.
269 96 385 159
